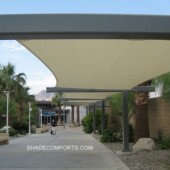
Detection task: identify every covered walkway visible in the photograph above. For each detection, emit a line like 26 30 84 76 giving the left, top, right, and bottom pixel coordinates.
1 13 170 153
0 127 129 170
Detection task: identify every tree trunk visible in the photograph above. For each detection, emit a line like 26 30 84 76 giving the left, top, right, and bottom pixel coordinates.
57 105 62 125
134 104 150 143
134 81 151 143
18 102 24 121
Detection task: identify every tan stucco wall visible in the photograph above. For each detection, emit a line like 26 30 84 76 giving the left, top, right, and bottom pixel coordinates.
149 97 170 139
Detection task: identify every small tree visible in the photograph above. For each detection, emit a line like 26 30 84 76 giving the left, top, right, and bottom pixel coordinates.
108 94 122 131
52 92 63 125
108 93 135 130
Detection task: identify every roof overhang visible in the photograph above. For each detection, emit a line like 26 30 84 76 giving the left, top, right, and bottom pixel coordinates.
0 14 170 39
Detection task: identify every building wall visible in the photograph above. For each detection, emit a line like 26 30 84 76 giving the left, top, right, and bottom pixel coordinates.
148 97 170 139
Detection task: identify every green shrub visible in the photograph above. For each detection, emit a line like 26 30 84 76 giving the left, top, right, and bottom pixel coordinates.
100 124 133 143
100 129 114 143
12 121 28 135
115 132 122 141
82 112 93 133
0 128 18 136
158 136 170 149
82 110 103 134
100 129 123 143
9 128 18 137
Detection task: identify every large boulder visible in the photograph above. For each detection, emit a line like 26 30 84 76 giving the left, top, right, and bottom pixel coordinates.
133 138 156 152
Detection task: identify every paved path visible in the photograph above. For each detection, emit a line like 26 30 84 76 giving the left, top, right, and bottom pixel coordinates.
0 126 129 170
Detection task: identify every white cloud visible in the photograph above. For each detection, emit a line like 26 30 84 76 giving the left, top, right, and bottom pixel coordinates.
27 75 56 94
33 72 44 76
0 40 25 51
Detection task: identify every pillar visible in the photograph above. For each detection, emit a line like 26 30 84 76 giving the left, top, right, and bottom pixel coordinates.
76 105 80 126
86 106 89 115
101 100 105 135
71 105 75 127
93 104 96 134
122 91 130 152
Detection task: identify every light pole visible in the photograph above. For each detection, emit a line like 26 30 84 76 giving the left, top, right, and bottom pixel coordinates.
40 108 43 127
28 102 32 135
63 104 66 129
4 91 10 134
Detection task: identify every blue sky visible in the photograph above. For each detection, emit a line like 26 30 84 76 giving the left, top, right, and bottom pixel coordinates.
0 0 170 94
0 0 170 15
0 41 56 94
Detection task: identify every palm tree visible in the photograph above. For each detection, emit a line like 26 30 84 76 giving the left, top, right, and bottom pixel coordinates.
0 63 28 122
0 63 26 92
153 72 170 100
134 73 170 143
52 92 63 125
13 73 26 86
0 63 15 91
15 86 34 121
110 73 170 143
134 81 151 143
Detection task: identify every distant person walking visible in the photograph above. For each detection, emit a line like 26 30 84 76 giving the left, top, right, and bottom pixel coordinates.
51 119 56 135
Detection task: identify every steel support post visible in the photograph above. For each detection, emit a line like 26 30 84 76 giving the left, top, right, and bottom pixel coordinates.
63 105 66 129
6 92 9 134
28 102 31 135
89 105 91 113
76 105 80 126
101 100 105 135
93 104 96 134
86 106 89 115
40 109 43 127
71 106 75 125
122 91 130 152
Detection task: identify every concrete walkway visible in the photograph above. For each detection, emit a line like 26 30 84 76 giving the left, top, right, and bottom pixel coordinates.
0 126 129 170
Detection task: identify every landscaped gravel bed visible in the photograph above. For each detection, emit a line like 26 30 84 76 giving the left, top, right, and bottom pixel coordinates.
92 134 170 170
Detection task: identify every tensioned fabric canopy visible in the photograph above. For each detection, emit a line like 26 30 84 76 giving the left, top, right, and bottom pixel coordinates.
1 14 170 101
20 39 170 100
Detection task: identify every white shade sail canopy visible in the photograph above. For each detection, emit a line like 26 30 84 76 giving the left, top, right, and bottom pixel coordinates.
19 39 170 100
